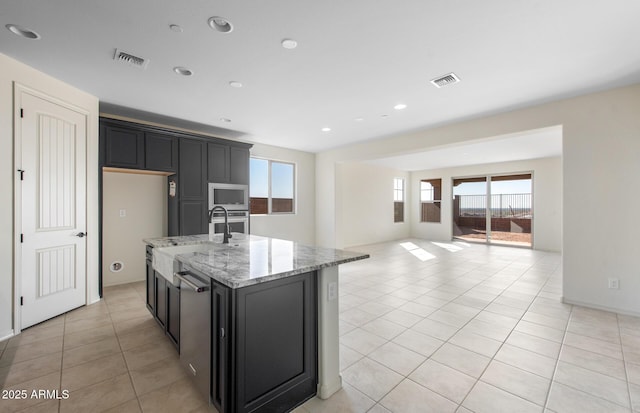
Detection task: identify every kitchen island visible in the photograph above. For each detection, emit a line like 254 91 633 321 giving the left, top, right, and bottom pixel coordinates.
143 233 369 413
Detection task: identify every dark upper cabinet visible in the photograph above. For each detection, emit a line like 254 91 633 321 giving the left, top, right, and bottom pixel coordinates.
145 133 178 172
104 126 144 169
230 146 250 185
179 139 207 199
179 139 208 235
179 200 207 235
208 143 250 185
103 122 177 172
100 117 251 238
208 143 230 183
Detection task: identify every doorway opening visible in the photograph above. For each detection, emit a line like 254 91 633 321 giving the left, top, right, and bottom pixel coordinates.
452 173 532 247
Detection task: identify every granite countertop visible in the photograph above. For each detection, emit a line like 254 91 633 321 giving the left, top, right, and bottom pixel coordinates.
143 233 369 289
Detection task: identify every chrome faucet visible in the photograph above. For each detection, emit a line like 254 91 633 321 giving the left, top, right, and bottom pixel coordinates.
208 205 232 244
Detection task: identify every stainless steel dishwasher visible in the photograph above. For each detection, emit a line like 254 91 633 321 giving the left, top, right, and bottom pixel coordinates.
175 269 211 403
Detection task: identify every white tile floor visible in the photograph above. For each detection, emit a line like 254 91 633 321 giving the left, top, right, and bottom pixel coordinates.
3 238 640 412
295 238 640 413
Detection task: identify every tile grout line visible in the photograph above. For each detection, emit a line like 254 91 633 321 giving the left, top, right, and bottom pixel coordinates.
357 248 553 410
457 257 557 411
108 287 147 412
540 281 573 412
58 314 66 413
618 312 634 412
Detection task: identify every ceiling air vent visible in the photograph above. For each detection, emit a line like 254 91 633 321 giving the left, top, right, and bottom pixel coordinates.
113 49 149 69
430 72 460 88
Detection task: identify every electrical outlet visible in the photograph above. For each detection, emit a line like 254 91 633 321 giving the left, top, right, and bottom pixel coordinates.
608 278 619 289
119 209 126 217
328 282 338 301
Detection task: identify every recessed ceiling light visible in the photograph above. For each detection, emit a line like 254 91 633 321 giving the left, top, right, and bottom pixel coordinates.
173 66 193 76
208 16 233 33
281 39 298 49
380 114 389 118
354 117 364 122
228 81 243 88
321 127 331 132
169 24 183 33
220 118 231 123
394 104 407 110
5 24 41 39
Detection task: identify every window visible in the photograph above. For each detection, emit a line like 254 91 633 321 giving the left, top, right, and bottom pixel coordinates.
420 178 442 223
394 178 404 223
250 158 295 214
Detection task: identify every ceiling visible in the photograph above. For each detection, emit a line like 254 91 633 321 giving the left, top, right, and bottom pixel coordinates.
1 1 639 153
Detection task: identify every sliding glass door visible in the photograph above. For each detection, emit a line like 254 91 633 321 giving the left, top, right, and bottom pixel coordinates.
453 173 532 247
489 174 532 246
452 177 488 242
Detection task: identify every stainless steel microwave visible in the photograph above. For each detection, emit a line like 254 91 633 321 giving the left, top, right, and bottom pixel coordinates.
208 183 249 210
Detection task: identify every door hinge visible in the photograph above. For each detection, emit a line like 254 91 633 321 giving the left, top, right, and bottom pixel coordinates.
20 296 24 306
20 108 24 118
20 234 24 243
18 169 25 180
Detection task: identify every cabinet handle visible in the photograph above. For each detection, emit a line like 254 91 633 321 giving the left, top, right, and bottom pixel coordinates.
174 272 209 293
220 327 225 338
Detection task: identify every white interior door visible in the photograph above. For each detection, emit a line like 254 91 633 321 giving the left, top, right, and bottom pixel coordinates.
19 90 87 329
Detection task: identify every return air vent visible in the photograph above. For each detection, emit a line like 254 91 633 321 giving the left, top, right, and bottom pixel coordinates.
430 72 460 88
113 49 149 69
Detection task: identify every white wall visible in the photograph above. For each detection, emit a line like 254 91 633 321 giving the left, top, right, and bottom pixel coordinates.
317 83 640 316
0 53 99 339
410 157 562 252
249 143 316 245
103 171 167 286
335 162 410 248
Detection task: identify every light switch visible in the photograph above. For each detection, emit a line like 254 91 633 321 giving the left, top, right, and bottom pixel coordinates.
328 281 338 301
119 209 126 217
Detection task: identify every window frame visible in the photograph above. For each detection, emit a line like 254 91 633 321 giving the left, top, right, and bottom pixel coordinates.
249 157 296 216
393 178 405 223
420 178 442 223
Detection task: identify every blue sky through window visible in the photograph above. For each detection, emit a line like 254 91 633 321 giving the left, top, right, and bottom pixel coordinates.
271 162 294 198
250 158 294 199
250 158 268 197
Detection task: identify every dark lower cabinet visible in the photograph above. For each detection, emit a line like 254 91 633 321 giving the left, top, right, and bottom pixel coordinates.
155 274 167 328
145 246 180 351
145 251 155 313
211 282 229 413
182 268 317 413
232 271 317 413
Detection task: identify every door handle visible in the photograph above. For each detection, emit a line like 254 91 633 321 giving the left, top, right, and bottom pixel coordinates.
75 232 87 238
174 272 210 293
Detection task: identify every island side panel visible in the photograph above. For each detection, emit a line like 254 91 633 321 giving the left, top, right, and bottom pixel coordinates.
233 271 317 413
317 265 341 399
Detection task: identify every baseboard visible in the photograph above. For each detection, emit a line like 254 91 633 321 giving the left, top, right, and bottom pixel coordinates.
0 329 15 342
317 374 342 400
562 297 640 318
